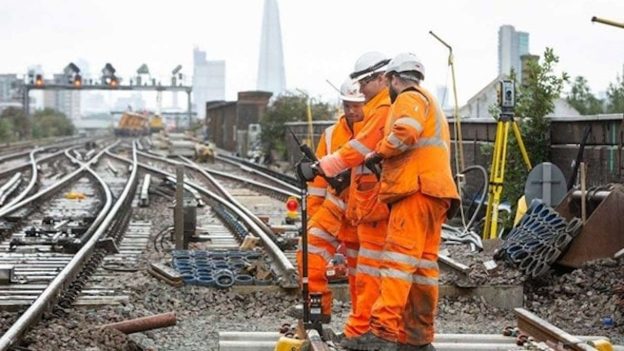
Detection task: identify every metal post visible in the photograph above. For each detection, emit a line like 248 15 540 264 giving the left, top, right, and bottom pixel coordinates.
187 88 192 130
175 165 185 249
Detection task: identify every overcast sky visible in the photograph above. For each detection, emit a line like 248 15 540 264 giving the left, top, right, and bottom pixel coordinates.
2 0 623 107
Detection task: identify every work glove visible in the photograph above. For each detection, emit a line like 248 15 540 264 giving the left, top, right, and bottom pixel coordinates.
318 154 346 178
295 160 320 182
364 152 383 179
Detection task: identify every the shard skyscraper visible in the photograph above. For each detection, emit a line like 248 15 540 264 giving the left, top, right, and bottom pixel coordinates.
257 0 286 97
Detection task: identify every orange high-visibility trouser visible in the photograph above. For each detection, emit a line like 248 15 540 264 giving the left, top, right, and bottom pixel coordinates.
370 192 449 346
296 219 358 316
344 220 387 337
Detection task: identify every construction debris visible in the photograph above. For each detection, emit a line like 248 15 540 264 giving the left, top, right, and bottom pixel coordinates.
495 200 582 278
101 312 177 334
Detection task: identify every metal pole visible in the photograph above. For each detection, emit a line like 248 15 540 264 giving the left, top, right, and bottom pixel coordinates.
187 88 192 130
175 165 185 249
591 16 624 29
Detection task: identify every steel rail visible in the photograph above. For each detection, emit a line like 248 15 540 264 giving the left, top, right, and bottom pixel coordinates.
0 148 41 211
515 308 598 351
0 149 65 180
215 154 299 187
0 141 131 350
137 151 286 247
106 151 298 288
141 150 300 197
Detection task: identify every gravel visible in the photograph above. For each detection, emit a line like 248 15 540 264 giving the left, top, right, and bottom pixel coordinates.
12 177 624 350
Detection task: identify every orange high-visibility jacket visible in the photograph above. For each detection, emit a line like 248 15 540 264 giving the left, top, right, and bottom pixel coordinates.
342 89 391 223
377 86 459 203
307 115 355 216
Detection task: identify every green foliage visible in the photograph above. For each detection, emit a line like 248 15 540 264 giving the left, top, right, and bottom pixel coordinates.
567 76 604 115
260 91 336 159
0 118 14 142
31 108 75 139
606 72 624 113
0 107 29 139
484 48 568 209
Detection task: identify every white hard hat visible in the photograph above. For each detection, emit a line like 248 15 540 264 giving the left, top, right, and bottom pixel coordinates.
339 78 365 103
350 51 390 81
385 52 425 79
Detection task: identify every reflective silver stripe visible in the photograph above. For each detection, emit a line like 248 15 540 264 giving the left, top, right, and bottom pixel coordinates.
394 117 423 133
359 247 382 260
325 125 336 152
382 252 439 270
381 268 412 282
348 139 372 156
411 137 448 150
356 264 380 277
346 248 359 259
381 268 439 285
412 274 439 286
326 192 346 211
387 133 409 152
309 227 338 245
354 165 373 175
308 186 327 197
308 244 332 262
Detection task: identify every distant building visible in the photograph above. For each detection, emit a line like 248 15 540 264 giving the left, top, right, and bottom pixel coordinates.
206 91 272 155
257 0 286 97
436 85 450 109
43 74 81 120
498 25 529 81
459 75 580 118
0 74 19 102
193 48 225 120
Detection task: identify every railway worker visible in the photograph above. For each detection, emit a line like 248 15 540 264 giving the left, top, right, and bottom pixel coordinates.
316 51 392 340
342 53 460 351
295 77 366 322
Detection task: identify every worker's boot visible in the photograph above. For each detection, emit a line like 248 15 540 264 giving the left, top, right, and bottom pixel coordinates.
398 343 436 351
340 331 398 351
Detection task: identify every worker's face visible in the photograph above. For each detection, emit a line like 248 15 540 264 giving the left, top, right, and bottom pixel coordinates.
386 74 399 103
358 73 386 102
343 101 364 125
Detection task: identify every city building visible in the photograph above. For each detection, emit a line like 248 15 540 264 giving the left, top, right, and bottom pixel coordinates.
193 47 225 120
0 74 19 102
257 0 286 97
43 74 81 120
498 25 530 81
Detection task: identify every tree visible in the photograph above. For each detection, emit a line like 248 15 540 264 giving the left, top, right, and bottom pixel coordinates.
0 107 29 139
567 76 604 115
606 73 624 113
485 48 568 211
260 91 336 159
0 118 14 142
31 108 75 139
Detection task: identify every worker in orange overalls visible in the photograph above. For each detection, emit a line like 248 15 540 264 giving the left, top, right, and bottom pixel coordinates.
317 52 392 339
342 53 460 351
295 78 366 322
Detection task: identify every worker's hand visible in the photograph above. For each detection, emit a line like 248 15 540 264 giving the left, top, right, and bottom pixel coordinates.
318 154 345 178
364 152 383 179
364 152 382 167
296 161 320 182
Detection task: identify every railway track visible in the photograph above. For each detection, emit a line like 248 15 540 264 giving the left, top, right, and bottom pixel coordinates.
107 147 299 289
0 140 139 350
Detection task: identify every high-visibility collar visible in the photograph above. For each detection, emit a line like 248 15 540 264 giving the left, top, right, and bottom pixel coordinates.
363 88 390 122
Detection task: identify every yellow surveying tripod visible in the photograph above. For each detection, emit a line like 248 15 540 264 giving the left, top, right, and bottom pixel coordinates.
483 80 532 239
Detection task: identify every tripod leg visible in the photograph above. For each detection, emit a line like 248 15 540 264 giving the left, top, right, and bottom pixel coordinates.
484 121 510 239
512 121 532 170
